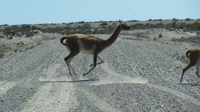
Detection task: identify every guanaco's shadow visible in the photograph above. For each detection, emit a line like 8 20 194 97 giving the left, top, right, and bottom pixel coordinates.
40 66 100 83
179 83 200 86
41 78 99 83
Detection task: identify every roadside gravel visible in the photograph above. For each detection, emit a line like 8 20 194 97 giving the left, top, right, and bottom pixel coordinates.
0 34 199 112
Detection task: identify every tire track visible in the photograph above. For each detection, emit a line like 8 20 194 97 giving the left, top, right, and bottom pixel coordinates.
77 87 121 112
21 65 78 112
0 81 15 97
20 82 78 112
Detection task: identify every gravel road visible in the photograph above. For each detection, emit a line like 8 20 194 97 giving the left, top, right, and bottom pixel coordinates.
0 34 200 112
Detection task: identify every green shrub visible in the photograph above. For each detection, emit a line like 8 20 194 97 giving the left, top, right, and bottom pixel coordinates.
171 37 175 42
100 22 108 26
158 33 163 38
16 42 25 47
0 53 5 58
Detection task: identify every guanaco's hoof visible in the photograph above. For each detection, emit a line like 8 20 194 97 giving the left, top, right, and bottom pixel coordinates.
181 82 188 84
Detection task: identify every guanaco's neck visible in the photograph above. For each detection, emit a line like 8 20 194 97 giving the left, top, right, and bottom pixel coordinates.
104 25 121 47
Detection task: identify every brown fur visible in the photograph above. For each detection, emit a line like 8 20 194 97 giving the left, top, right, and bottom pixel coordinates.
180 48 200 83
60 20 130 76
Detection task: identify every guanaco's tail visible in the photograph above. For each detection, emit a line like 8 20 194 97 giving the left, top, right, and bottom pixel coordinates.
60 36 69 45
186 49 193 58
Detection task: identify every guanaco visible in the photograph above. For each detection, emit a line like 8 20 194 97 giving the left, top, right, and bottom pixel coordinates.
180 48 200 83
60 20 130 76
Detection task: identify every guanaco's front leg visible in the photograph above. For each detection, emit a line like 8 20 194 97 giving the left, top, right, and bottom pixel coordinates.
83 52 98 76
90 54 104 67
195 61 200 78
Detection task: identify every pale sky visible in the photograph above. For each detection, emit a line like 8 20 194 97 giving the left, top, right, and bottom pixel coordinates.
0 0 200 25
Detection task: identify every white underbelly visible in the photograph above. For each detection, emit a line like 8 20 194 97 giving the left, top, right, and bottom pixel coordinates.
77 40 95 54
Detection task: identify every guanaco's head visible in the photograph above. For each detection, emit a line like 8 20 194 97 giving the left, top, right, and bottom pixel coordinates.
119 19 131 30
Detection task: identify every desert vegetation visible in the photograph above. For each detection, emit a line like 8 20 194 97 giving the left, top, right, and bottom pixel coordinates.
158 32 163 38
1 18 200 38
1 25 35 38
0 18 199 59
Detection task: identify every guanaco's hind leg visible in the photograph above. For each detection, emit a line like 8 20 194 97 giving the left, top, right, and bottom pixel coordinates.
64 52 79 75
64 39 80 76
180 51 199 83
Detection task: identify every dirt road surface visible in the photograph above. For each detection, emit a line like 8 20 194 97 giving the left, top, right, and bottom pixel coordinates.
0 34 200 112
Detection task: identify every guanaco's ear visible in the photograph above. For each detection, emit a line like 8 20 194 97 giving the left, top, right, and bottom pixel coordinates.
119 19 123 25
